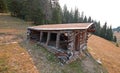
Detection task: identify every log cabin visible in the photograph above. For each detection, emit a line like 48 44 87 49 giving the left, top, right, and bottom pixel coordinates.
27 23 95 64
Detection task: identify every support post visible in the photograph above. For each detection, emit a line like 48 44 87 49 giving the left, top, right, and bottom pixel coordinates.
85 29 87 46
40 31 43 42
73 32 76 51
46 32 50 46
56 32 60 49
27 29 30 40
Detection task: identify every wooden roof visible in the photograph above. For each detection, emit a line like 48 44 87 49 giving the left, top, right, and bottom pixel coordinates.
28 23 93 31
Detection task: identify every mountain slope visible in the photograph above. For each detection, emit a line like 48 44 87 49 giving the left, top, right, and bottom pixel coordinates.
0 14 108 73
88 35 120 73
0 14 39 73
113 26 120 32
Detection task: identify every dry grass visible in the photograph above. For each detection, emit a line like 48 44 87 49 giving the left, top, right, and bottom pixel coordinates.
0 14 38 73
0 43 39 73
88 35 120 73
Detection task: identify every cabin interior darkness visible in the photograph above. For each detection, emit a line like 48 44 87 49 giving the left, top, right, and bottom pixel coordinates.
30 30 40 41
41 32 47 43
59 33 68 50
48 33 57 47
29 30 84 51
29 30 69 50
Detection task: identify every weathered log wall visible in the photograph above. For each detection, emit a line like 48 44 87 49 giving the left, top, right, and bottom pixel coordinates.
27 29 88 64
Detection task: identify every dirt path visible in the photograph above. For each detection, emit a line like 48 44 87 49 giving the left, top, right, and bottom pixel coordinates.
88 35 120 73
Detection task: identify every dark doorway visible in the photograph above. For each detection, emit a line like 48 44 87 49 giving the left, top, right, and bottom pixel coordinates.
48 33 57 47
59 33 68 50
30 30 40 41
41 32 48 43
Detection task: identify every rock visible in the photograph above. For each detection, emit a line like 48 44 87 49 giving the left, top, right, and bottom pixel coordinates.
21 52 25 55
96 59 102 65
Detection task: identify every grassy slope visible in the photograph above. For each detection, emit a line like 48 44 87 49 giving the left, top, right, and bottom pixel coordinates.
88 35 120 73
0 14 107 73
21 41 83 73
0 15 39 73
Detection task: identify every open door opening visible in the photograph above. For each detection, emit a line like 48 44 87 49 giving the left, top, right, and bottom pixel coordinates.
41 32 48 43
59 33 69 50
48 33 57 47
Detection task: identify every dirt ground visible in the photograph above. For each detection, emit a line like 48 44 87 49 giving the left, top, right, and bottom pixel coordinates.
88 35 120 73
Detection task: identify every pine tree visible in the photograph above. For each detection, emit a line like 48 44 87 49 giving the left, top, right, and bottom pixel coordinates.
8 0 23 17
0 0 8 13
62 5 69 23
100 22 107 38
69 9 74 23
83 16 87 22
113 36 117 42
73 8 79 23
88 16 92 22
109 26 113 41
94 21 101 36
52 3 62 24
79 11 84 22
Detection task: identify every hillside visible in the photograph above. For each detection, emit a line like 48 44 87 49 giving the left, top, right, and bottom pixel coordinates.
113 26 120 32
88 35 120 73
0 14 39 73
0 14 108 73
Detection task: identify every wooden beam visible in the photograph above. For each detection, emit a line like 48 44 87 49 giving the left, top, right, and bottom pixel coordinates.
40 31 43 42
46 32 50 46
56 32 60 49
84 30 87 42
37 30 72 34
73 32 76 51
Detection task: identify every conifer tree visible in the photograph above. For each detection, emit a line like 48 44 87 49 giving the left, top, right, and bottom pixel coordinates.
0 0 7 13
73 8 79 23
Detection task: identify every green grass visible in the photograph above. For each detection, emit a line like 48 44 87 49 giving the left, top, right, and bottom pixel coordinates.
68 60 83 73
33 44 58 62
